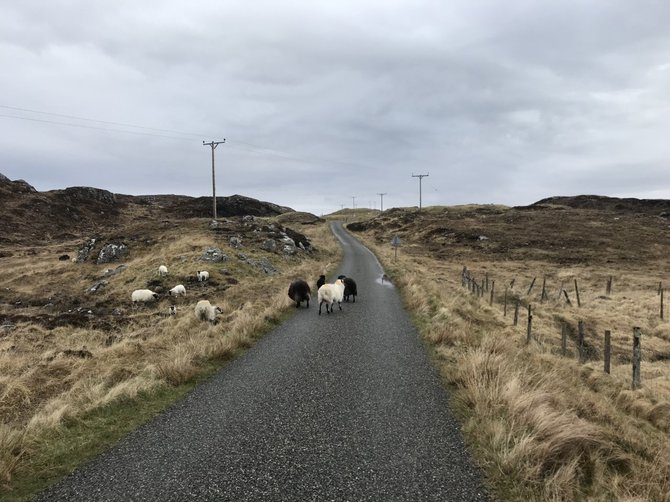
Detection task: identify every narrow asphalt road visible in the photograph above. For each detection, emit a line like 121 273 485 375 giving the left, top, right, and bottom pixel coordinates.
37 222 489 501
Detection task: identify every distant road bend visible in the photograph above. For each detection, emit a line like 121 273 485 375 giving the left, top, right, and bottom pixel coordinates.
38 222 489 501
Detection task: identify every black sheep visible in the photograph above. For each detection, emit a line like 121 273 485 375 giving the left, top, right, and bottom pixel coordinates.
316 274 326 292
288 279 311 308
337 275 358 302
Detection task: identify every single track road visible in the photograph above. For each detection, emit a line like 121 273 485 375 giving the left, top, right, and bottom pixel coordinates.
37 222 489 501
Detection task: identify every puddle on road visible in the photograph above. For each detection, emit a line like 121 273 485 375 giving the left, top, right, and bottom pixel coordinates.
375 274 395 288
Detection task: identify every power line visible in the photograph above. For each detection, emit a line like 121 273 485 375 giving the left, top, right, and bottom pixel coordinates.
0 104 206 138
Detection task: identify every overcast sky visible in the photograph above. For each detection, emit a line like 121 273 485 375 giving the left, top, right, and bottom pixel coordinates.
1 1 669 215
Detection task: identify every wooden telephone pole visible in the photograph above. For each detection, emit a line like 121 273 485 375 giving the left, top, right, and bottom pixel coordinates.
411 173 429 210
203 139 226 220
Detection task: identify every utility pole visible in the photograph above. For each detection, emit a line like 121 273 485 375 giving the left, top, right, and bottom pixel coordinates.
352 196 356 209
411 173 429 210
377 192 387 212
203 139 226 220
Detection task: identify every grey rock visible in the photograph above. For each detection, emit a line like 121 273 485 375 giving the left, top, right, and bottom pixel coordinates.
242 215 255 223
257 257 278 274
280 236 297 255
260 239 277 252
103 265 128 277
96 243 129 264
208 220 220 229
76 238 97 263
88 280 109 293
229 237 242 249
200 247 228 262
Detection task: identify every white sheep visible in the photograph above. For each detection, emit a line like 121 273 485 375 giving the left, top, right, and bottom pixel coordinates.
197 270 210 282
168 305 177 315
194 299 222 322
168 284 186 296
131 289 159 303
317 279 345 315
158 265 168 276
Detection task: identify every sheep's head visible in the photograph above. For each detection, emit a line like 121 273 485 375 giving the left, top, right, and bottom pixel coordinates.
152 293 159 300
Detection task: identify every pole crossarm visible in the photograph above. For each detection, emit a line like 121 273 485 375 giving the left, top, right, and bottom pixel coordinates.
377 192 387 212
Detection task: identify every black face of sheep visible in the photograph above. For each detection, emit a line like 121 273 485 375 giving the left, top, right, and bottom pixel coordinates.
288 279 311 308
337 275 357 302
316 274 326 291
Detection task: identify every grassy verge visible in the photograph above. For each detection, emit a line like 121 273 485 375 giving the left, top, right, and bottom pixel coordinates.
0 219 342 500
355 231 670 502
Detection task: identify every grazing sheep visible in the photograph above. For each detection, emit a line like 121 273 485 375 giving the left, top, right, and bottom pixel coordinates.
194 299 222 323
317 279 345 315
131 289 159 303
337 275 358 303
168 305 177 315
316 274 326 291
158 265 168 276
169 284 186 296
288 279 311 308
197 270 210 282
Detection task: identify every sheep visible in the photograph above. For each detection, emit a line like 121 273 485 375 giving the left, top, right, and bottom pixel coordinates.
288 279 311 308
317 279 345 315
316 274 326 291
194 299 222 323
169 284 186 296
131 289 159 303
337 275 358 303
168 305 177 315
197 270 210 282
158 265 168 276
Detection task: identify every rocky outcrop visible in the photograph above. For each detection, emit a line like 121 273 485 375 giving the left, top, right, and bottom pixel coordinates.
97 243 129 264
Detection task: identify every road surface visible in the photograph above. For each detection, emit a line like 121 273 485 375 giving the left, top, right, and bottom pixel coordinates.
37 222 489 501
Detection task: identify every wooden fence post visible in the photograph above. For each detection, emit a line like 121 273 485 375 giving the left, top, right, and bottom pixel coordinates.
503 288 508 316
574 279 582 307
541 276 547 303
604 330 611 374
561 323 567 356
490 281 495 306
480 279 485 298
527 277 537 295
578 320 585 363
606 276 612 296
557 281 564 301
658 281 662 296
661 288 664 320
513 300 520 326
462 266 467 287
526 304 533 343
485 273 489 292
632 327 642 390
563 290 572 306
510 278 515 289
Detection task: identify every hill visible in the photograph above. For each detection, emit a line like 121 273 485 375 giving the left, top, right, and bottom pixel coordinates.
0 173 295 245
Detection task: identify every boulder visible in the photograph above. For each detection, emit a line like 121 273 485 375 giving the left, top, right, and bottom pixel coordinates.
260 239 278 252
200 247 228 262
76 238 97 262
280 236 297 255
96 243 128 264
229 237 242 249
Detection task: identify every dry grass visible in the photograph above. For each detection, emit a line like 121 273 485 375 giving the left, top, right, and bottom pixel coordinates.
0 218 340 494
357 227 670 502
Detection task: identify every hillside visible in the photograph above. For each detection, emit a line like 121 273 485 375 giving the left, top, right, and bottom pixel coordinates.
348 199 670 265
0 173 294 245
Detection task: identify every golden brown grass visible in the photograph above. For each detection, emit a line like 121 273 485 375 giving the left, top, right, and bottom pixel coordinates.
0 218 340 495
357 230 670 501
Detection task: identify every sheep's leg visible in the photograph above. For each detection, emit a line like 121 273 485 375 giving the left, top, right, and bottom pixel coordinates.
319 300 323 315
353 295 356 303
306 297 310 308
337 300 342 311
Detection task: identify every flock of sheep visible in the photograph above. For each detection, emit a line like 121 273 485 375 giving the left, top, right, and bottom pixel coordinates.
130 265 221 322
130 265 359 324
288 274 358 315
